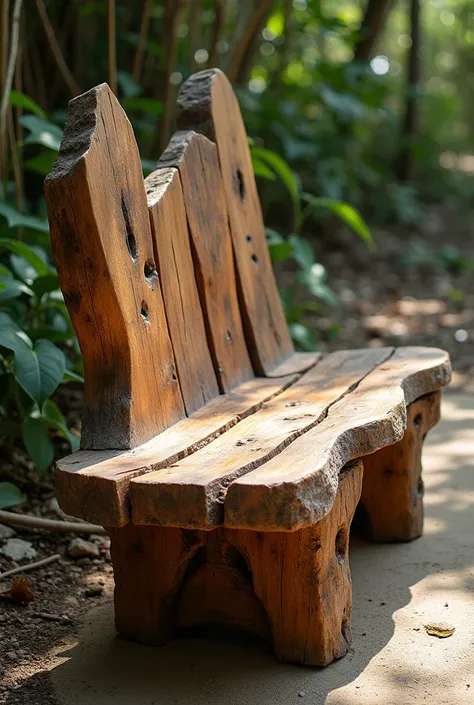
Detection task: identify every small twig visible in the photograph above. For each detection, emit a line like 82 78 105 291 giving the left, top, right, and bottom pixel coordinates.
107 0 117 94
33 0 80 96
0 510 106 535
0 553 61 580
31 611 72 623
0 0 22 180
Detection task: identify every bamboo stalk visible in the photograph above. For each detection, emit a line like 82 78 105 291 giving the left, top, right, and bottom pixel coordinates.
108 0 117 94
0 0 22 181
33 0 80 96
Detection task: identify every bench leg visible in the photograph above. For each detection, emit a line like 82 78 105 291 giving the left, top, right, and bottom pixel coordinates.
108 460 362 667
356 391 441 543
229 460 363 666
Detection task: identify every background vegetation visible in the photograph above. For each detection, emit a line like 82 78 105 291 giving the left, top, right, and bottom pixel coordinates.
1 0 473 506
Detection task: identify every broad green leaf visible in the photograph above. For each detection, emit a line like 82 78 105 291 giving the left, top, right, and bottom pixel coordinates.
42 400 80 452
0 312 32 355
10 253 36 282
31 274 60 299
122 97 164 116
0 264 12 277
0 239 51 275
289 233 314 270
0 481 26 509
269 241 293 263
302 194 374 250
10 90 47 119
0 276 32 301
250 147 301 227
19 115 63 151
62 369 84 383
265 228 285 245
14 339 66 406
288 322 317 351
21 417 54 474
252 157 276 180
0 205 49 233
24 152 57 176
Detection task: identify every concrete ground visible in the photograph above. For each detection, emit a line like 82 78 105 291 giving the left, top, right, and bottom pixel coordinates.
50 393 474 705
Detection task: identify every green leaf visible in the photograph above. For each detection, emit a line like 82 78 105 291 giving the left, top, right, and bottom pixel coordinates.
289 233 314 270
269 241 293 263
24 152 57 176
62 369 84 383
0 276 32 301
251 147 301 228
0 239 50 275
19 115 63 151
288 322 317 351
30 274 60 299
42 400 80 452
21 417 54 474
10 90 47 119
121 97 164 116
14 339 66 406
302 194 374 250
0 205 49 233
0 312 32 355
252 156 276 180
0 481 26 509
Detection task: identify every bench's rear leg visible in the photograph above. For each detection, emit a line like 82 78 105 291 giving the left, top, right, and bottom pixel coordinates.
357 391 441 543
229 460 363 666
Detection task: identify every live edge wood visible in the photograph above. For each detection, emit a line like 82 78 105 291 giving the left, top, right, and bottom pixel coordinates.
356 391 441 542
176 69 295 376
109 459 363 667
44 84 184 449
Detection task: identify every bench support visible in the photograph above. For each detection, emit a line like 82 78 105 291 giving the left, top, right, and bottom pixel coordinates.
109 460 363 666
356 391 441 542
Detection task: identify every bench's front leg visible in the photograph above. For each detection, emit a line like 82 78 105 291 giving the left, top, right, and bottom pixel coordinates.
229 460 363 666
357 391 441 543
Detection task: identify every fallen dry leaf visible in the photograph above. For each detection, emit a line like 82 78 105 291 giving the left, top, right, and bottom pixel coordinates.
0 576 35 604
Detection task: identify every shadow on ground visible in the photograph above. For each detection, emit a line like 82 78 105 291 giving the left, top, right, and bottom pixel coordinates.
11 394 474 705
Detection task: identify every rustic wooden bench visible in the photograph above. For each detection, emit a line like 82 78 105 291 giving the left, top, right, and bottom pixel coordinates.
44 69 451 667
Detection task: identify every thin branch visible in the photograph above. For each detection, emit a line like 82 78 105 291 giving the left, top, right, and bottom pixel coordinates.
207 0 225 69
33 0 80 96
132 0 151 84
108 0 117 94
0 510 107 535
0 0 21 181
0 553 61 581
8 108 22 224
225 0 271 84
158 0 183 152
0 0 8 93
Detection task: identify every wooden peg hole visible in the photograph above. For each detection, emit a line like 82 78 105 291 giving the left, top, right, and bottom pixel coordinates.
335 527 347 565
140 301 150 323
144 260 158 283
251 254 258 265
236 169 245 202
121 196 138 262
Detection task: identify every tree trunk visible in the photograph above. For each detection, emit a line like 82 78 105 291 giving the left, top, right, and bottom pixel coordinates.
396 0 421 182
353 0 394 63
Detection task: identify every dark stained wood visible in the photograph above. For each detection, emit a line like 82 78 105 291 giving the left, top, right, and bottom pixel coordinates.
356 391 441 542
109 459 362 666
176 69 295 376
145 166 219 414
130 348 392 528
44 84 185 450
56 375 299 527
160 130 253 392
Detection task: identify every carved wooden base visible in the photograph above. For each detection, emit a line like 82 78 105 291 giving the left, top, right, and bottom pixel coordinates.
108 460 363 666
355 391 441 543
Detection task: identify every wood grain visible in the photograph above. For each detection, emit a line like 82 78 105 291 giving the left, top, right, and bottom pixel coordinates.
109 459 363 666
145 166 219 414
130 348 392 528
224 347 451 531
55 375 299 527
356 391 441 542
160 129 253 392
44 83 184 450
176 69 295 376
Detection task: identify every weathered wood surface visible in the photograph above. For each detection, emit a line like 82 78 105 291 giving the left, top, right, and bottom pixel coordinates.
130 348 392 528
357 391 441 543
176 69 296 376
45 84 185 450
110 459 362 666
159 130 253 392
145 166 219 414
56 375 298 527
224 347 451 531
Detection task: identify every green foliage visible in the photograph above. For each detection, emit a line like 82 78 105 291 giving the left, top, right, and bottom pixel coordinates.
0 481 26 509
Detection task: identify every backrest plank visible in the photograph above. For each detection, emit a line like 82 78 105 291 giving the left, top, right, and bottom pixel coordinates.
177 69 294 376
45 84 185 449
160 130 253 392
145 167 220 414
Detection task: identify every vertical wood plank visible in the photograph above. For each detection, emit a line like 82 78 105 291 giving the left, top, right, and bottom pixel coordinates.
45 84 185 449
160 130 253 392
145 167 219 414
176 69 294 375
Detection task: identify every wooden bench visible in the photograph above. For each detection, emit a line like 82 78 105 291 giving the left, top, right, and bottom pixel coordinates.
44 69 451 666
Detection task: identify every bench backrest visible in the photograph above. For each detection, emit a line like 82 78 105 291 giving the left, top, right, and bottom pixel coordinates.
44 69 295 451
